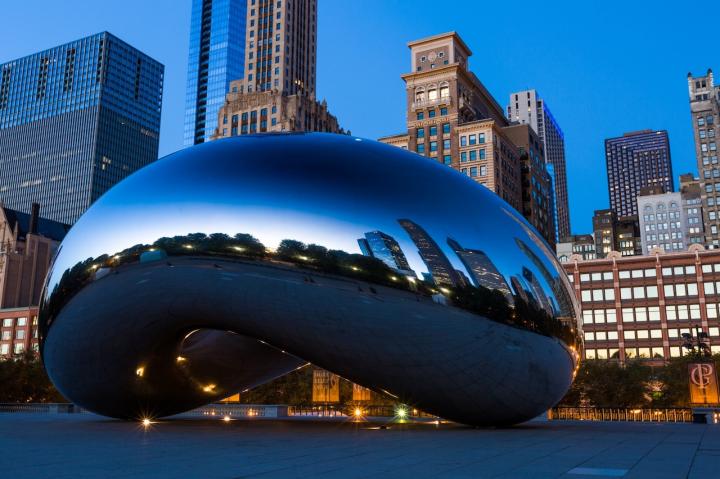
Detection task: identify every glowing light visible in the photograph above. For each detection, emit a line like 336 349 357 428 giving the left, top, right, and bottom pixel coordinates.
396 406 407 419
141 418 152 427
202 384 216 393
176 356 186 363
630 409 641 414
439 287 450 294
390 276 398 281
297 255 310 261
351 266 360 271
407 277 416 283
354 408 363 417
183 244 193 249
232 246 246 252
223 415 231 422
135 367 145 377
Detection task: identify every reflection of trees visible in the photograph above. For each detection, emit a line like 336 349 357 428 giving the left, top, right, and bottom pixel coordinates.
41 231 579 351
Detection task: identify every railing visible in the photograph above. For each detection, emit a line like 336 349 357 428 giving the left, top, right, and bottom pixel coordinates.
183 404 288 418
288 404 436 419
0 403 86 414
549 407 693 423
412 96 451 110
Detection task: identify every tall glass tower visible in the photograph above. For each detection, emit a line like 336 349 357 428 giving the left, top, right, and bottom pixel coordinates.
184 0 247 146
0 32 164 224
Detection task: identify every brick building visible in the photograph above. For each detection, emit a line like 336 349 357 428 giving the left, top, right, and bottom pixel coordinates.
563 246 720 363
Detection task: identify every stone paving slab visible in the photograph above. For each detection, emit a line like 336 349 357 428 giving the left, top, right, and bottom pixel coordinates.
0 414 717 478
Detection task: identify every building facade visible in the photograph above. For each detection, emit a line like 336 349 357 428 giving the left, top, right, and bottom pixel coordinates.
556 234 596 263
357 230 414 277
687 69 720 248
0 203 68 309
378 32 554 247
637 190 687 255
564 248 720 362
679 173 705 246
213 0 343 137
0 32 164 224
508 89 570 241
604 130 673 218
0 306 38 357
184 0 247 146
592 209 641 258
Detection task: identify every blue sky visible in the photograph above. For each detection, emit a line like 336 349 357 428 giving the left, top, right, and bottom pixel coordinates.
1 0 716 234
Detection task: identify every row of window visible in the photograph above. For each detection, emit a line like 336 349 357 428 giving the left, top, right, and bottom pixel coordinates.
581 302 720 323
416 107 448 121
459 133 486 147
1 317 28 328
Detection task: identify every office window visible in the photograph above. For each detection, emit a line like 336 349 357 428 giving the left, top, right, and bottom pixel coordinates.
443 155 452 165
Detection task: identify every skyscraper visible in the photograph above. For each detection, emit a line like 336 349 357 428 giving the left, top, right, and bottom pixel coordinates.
446 238 512 300
398 219 460 288
357 231 414 276
213 0 343 137
184 0 247 146
508 89 570 241
0 32 163 224
378 32 555 247
604 130 673 218
687 69 720 248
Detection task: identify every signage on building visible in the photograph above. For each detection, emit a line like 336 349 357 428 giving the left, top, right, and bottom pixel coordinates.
688 362 720 405
312 369 339 403
352 383 372 402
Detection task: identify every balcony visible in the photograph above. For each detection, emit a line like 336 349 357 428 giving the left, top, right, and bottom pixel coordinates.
412 95 451 110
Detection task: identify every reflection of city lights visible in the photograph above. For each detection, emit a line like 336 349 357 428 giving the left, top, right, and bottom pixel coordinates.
176 356 186 363
407 277 416 283
351 266 360 271
354 408 363 417
389 276 398 281
202 384 216 393
297 255 309 261
135 366 145 377
223 415 231 422
141 418 153 427
183 244 193 249
232 246 245 252
439 287 450 294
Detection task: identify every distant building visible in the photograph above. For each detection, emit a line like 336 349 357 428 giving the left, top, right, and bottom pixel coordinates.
592 209 641 258
357 230 414 276
508 89 570 241
679 173 705 246
604 130 673 218
213 0 343 138
637 188 685 255
446 238 511 299
378 32 554 246
0 32 164 224
398 219 460 288
564 246 720 363
504 123 555 246
556 234 596 262
687 69 720 247
184 0 247 146
0 203 67 357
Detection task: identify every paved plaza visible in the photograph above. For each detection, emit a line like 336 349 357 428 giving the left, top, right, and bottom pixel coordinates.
0 413 718 478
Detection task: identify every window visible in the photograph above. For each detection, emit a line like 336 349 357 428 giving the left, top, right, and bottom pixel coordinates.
479 133 485 143
443 139 450 149
469 150 477 161
417 128 424 139
417 112 424 121
442 123 450 134
2 318 12 327
460 136 467 147
16 318 26 327
429 126 437 136
440 107 448 116
417 144 425 154
15 330 25 340
460 152 467 162
430 141 437 152
479 149 486 160
581 290 591 302
470 167 478 177
443 155 451 165
429 110 436 118
469 134 477 145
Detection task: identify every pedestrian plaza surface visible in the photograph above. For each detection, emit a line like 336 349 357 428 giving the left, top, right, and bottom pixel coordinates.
1 413 718 478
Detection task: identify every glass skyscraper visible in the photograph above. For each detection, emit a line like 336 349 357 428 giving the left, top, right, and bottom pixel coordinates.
0 32 164 224
184 0 247 146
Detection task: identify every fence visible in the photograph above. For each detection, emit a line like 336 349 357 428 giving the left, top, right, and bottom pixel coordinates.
549 407 693 423
0 403 86 414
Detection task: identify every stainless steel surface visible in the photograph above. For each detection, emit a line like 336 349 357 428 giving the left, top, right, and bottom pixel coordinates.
40 133 581 426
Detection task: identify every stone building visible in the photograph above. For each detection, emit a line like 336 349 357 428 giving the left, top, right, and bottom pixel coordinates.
213 0 344 138
378 32 554 247
687 69 720 247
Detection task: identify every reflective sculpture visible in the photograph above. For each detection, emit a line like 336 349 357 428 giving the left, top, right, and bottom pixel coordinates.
40 133 581 426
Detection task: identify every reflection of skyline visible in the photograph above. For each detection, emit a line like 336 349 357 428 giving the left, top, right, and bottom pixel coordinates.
522 267 554 315
447 238 513 302
398 219 461 288
357 230 415 277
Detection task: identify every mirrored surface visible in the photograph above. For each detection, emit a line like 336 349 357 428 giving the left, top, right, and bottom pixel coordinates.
40 133 581 426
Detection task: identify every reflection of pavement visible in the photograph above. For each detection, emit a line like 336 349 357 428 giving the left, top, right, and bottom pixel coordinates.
49 256 574 425
0 413 717 478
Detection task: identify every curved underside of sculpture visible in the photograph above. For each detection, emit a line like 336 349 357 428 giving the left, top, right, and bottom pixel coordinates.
40 133 581 426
